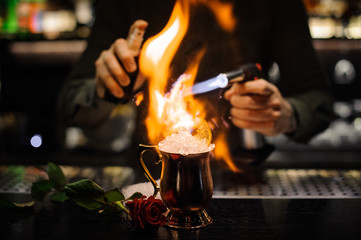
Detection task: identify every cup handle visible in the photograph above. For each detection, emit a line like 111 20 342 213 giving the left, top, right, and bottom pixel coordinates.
138 144 162 197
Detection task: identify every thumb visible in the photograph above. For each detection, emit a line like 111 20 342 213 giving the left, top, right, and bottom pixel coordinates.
224 83 240 100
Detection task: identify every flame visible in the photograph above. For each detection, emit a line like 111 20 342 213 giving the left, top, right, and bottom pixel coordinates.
134 92 144 106
200 0 236 32
138 0 239 172
214 132 241 172
139 0 191 143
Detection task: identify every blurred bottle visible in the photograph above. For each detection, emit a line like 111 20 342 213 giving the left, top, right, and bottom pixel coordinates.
1 0 19 33
17 0 46 34
238 129 265 150
74 0 94 38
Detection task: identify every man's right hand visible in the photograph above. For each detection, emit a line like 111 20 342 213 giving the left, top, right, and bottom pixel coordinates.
95 19 148 99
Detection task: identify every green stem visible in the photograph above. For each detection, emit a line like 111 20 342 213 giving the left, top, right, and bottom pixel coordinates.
115 201 129 215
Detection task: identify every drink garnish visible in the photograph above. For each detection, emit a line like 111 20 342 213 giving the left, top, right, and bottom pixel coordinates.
192 117 212 146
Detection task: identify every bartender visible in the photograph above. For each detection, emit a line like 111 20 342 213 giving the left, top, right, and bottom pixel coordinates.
58 0 334 149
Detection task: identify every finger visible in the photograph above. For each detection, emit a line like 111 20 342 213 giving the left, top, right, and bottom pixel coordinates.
103 51 130 86
96 75 106 98
113 39 137 73
230 117 275 134
95 56 124 98
241 79 275 96
229 94 270 109
226 79 274 97
133 72 146 91
224 83 239 100
230 107 280 122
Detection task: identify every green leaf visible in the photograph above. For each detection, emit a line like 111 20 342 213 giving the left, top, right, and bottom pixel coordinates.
0 199 34 208
12 201 35 208
50 190 69 203
104 189 125 203
0 199 17 208
127 192 143 200
31 180 55 202
47 162 66 188
65 179 105 210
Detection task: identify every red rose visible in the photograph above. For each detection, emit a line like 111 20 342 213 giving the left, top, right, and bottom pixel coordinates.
126 196 167 229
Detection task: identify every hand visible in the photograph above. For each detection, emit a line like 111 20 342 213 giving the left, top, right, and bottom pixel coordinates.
95 20 148 99
224 79 297 136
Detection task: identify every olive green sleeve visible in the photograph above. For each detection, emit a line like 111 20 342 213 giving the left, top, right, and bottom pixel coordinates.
286 90 335 143
58 78 116 128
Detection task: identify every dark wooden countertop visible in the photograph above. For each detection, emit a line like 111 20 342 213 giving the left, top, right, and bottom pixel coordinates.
1 195 361 240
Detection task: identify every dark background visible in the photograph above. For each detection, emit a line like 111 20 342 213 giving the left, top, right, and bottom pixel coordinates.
1 0 361 153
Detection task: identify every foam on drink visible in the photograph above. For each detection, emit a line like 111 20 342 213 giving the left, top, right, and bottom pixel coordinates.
158 128 215 155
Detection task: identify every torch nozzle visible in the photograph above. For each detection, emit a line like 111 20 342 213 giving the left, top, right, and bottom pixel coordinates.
225 63 263 84
182 63 262 97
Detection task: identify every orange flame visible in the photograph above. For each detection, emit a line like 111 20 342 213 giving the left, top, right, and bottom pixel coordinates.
139 0 191 143
200 0 236 32
139 0 239 171
214 132 241 172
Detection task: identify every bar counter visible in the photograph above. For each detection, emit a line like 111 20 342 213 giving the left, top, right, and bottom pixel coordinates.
1 148 361 240
1 196 360 240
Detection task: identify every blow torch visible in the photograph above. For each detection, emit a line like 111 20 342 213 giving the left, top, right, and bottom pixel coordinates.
182 63 263 97
183 63 266 151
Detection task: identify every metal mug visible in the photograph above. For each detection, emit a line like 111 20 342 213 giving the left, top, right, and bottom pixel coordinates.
138 144 213 229
239 129 265 150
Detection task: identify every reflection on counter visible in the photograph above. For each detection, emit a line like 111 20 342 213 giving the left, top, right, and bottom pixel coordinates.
1 164 360 198
212 168 361 198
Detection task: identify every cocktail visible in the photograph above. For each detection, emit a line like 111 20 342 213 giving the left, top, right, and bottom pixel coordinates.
139 127 215 229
